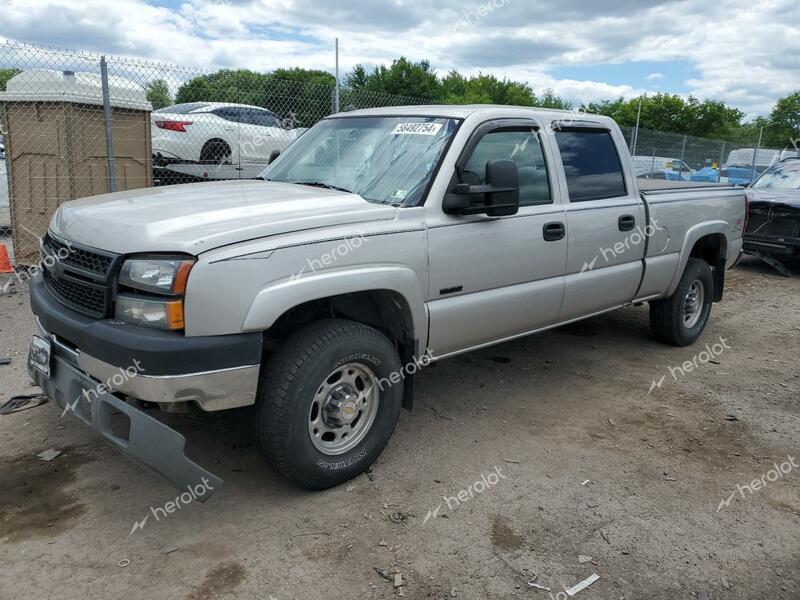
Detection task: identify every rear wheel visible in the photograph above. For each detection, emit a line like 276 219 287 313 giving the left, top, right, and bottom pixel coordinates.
255 319 403 489
199 139 231 165
649 258 714 346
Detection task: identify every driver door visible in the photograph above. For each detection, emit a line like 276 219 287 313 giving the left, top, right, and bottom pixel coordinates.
426 120 568 357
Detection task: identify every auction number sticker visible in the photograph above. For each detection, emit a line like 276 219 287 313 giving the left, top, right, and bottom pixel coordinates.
391 122 442 136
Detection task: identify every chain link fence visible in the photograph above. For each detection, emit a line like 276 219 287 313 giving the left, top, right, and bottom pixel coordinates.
620 126 794 183
1 41 796 266
0 41 433 265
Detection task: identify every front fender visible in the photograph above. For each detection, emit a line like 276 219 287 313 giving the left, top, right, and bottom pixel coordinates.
242 265 428 351
665 221 730 297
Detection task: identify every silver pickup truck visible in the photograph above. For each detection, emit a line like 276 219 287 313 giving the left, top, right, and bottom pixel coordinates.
28 105 746 494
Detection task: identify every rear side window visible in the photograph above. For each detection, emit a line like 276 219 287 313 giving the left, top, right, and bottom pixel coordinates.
212 108 243 123
249 110 281 127
555 130 627 202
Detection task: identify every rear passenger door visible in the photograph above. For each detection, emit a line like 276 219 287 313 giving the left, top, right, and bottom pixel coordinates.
427 120 567 356
553 126 646 321
241 109 284 164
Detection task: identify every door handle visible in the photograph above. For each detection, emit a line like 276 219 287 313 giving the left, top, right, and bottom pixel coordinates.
543 222 566 241
619 214 636 232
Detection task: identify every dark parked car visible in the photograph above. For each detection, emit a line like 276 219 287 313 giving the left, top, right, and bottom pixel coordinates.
744 158 800 257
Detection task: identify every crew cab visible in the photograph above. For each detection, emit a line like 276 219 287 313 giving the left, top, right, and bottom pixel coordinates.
28 106 746 494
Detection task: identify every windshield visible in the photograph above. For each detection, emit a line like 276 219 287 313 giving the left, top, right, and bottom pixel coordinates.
753 161 800 190
260 116 459 205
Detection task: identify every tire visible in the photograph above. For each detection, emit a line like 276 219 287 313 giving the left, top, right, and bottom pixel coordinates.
649 258 714 347
199 140 231 165
255 319 404 490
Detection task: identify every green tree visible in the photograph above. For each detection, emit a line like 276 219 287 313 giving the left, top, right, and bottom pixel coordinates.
270 68 335 88
766 91 800 149
0 68 21 92
174 68 332 126
361 57 441 100
345 64 369 89
583 93 743 140
145 79 172 110
441 71 538 106
685 97 743 139
533 89 573 110
175 69 272 107
264 68 336 126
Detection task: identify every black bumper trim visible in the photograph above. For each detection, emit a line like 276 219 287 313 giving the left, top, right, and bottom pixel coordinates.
743 235 800 256
30 274 262 376
31 354 222 498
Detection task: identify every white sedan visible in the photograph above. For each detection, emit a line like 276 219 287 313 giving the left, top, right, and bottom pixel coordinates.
151 102 306 167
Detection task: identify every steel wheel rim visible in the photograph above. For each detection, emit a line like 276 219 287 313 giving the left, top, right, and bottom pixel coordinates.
682 279 705 328
308 362 380 456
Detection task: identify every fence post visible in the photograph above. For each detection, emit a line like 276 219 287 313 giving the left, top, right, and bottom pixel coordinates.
631 97 642 156
679 135 687 178
718 141 726 170
750 127 763 184
99 56 117 193
334 37 340 114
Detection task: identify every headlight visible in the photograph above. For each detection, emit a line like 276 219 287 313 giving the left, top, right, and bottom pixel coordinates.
116 295 185 330
119 257 194 295
116 256 194 330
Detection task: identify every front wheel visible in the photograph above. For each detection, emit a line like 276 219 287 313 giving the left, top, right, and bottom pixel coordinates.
649 258 714 346
255 319 403 489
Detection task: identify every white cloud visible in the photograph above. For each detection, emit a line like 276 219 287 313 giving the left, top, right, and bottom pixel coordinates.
646 73 666 81
0 0 796 116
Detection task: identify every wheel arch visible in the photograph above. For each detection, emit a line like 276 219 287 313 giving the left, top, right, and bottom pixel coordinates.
243 266 428 355
666 223 730 298
199 137 233 163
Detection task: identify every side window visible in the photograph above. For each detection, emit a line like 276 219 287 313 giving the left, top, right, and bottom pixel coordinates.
462 129 551 206
212 108 242 123
555 130 627 202
251 110 280 127
238 109 259 126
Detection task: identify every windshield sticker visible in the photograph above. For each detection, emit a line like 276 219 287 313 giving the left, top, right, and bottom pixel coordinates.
391 189 408 200
391 122 443 136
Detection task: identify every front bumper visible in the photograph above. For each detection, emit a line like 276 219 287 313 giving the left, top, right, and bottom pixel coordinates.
30 274 262 410
743 234 800 256
29 351 223 498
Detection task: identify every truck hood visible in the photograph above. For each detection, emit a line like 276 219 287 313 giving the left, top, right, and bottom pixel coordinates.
51 180 397 255
747 188 800 210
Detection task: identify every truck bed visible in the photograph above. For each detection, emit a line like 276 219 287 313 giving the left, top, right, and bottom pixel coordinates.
636 178 731 192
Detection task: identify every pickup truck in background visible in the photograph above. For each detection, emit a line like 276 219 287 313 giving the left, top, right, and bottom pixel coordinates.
744 157 800 258
721 148 799 186
28 106 746 493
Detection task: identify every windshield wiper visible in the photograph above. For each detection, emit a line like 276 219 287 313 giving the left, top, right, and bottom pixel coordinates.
290 181 354 194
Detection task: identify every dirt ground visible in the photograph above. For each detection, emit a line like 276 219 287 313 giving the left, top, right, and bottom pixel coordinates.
1 256 798 600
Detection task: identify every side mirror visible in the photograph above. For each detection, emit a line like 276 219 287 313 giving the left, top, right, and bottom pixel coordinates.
268 149 281 164
443 159 520 217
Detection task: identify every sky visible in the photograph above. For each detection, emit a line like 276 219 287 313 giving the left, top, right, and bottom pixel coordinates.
0 0 798 118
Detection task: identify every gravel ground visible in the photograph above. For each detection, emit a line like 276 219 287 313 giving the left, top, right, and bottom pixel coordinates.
0 255 798 600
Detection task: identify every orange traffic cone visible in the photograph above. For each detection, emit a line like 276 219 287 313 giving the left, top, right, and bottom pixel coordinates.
0 244 13 274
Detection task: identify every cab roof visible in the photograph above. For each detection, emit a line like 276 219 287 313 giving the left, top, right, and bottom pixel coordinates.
330 104 614 127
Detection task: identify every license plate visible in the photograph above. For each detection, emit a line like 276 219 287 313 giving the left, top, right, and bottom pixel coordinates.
29 335 52 379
